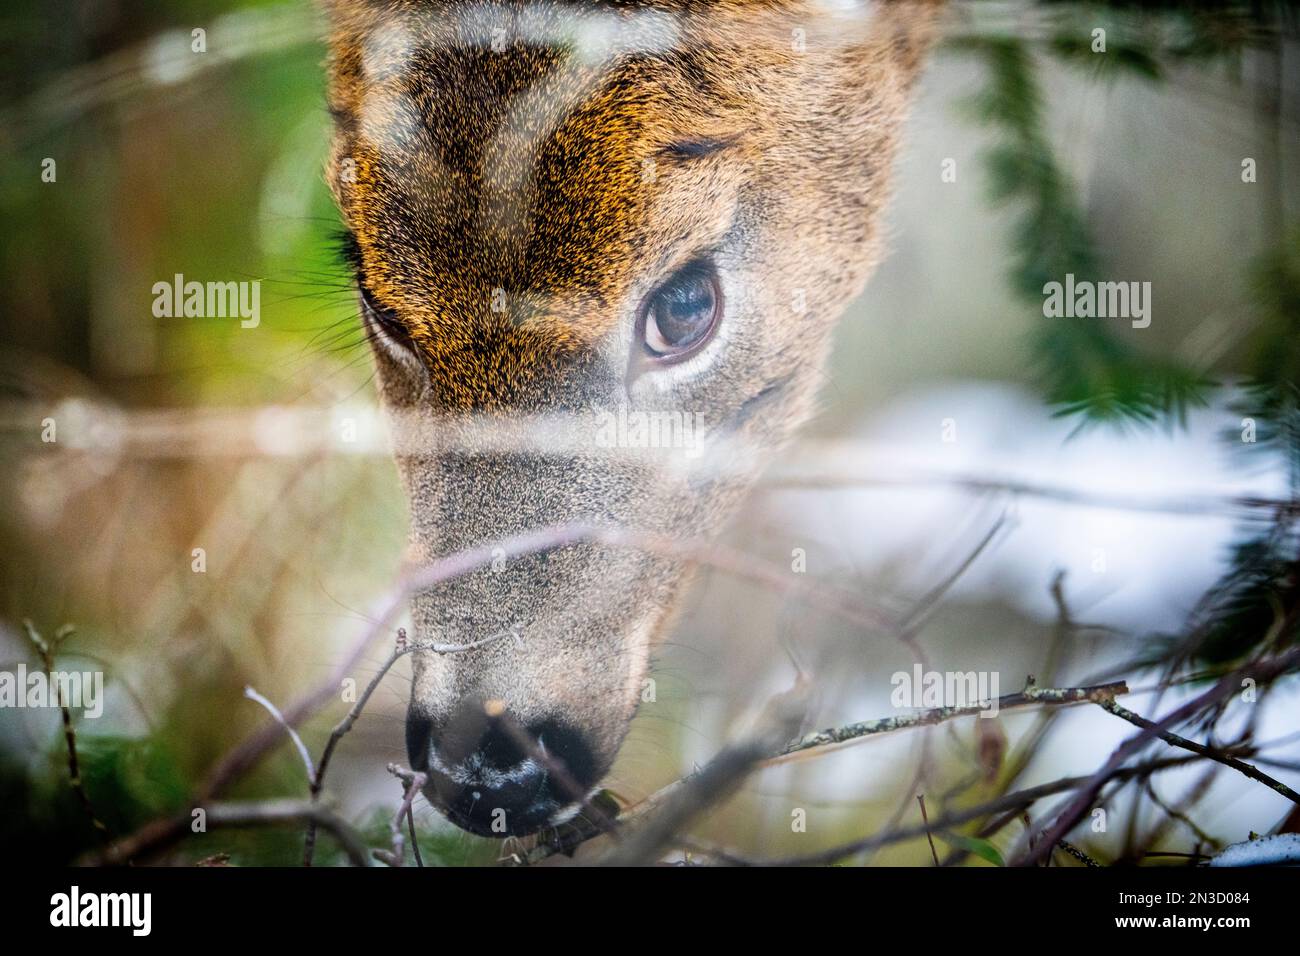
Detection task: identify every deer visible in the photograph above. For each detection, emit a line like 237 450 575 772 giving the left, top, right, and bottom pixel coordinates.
323 0 937 837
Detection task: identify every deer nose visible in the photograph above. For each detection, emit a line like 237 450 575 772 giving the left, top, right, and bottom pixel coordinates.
406 701 599 837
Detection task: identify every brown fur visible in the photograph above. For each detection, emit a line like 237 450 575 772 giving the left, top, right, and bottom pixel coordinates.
325 0 936 835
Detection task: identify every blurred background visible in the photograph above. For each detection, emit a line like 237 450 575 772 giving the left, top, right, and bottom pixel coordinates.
1 0 1298 865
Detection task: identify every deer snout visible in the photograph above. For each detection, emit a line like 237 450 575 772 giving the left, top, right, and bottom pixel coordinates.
407 698 601 837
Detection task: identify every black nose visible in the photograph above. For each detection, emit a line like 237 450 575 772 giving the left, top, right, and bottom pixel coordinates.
406 701 600 837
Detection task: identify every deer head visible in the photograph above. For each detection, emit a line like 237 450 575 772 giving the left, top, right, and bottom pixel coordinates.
324 0 935 837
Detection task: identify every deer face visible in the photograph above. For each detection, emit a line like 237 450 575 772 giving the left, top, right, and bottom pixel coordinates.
325 0 933 836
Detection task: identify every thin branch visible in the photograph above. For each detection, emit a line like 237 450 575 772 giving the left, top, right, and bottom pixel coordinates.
761 467 1300 518
899 512 1010 633
1098 697 1300 806
374 764 426 867
865 740 937 866
23 621 110 839
407 807 424 867
1056 839 1102 867
16 399 1292 518
1019 646 1300 866
302 628 509 866
773 678 1128 761
80 799 371 867
918 795 940 866
386 763 426 866
243 686 314 781
868 512 1013 839
1142 779 1221 851
205 799 371 867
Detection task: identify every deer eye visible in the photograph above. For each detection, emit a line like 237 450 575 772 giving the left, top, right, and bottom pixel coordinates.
359 284 416 354
640 259 722 363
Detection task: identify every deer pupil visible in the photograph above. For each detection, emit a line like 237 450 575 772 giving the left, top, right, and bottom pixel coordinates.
651 266 716 349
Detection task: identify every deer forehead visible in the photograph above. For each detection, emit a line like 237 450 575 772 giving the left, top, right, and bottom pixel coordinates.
325 3 820 405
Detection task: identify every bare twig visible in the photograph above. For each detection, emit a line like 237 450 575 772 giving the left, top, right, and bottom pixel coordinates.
918 795 940 865
762 457 1300 518
386 763 426 867
865 750 934 866
1098 697 1300 806
773 678 1128 761
899 513 1010 634
302 628 509 866
23 620 110 840
407 806 424 867
374 764 427 867
81 799 370 867
1019 646 1300 866
1056 839 1102 867
946 574 1079 862
1142 778 1222 851
206 800 371 867
243 685 315 780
